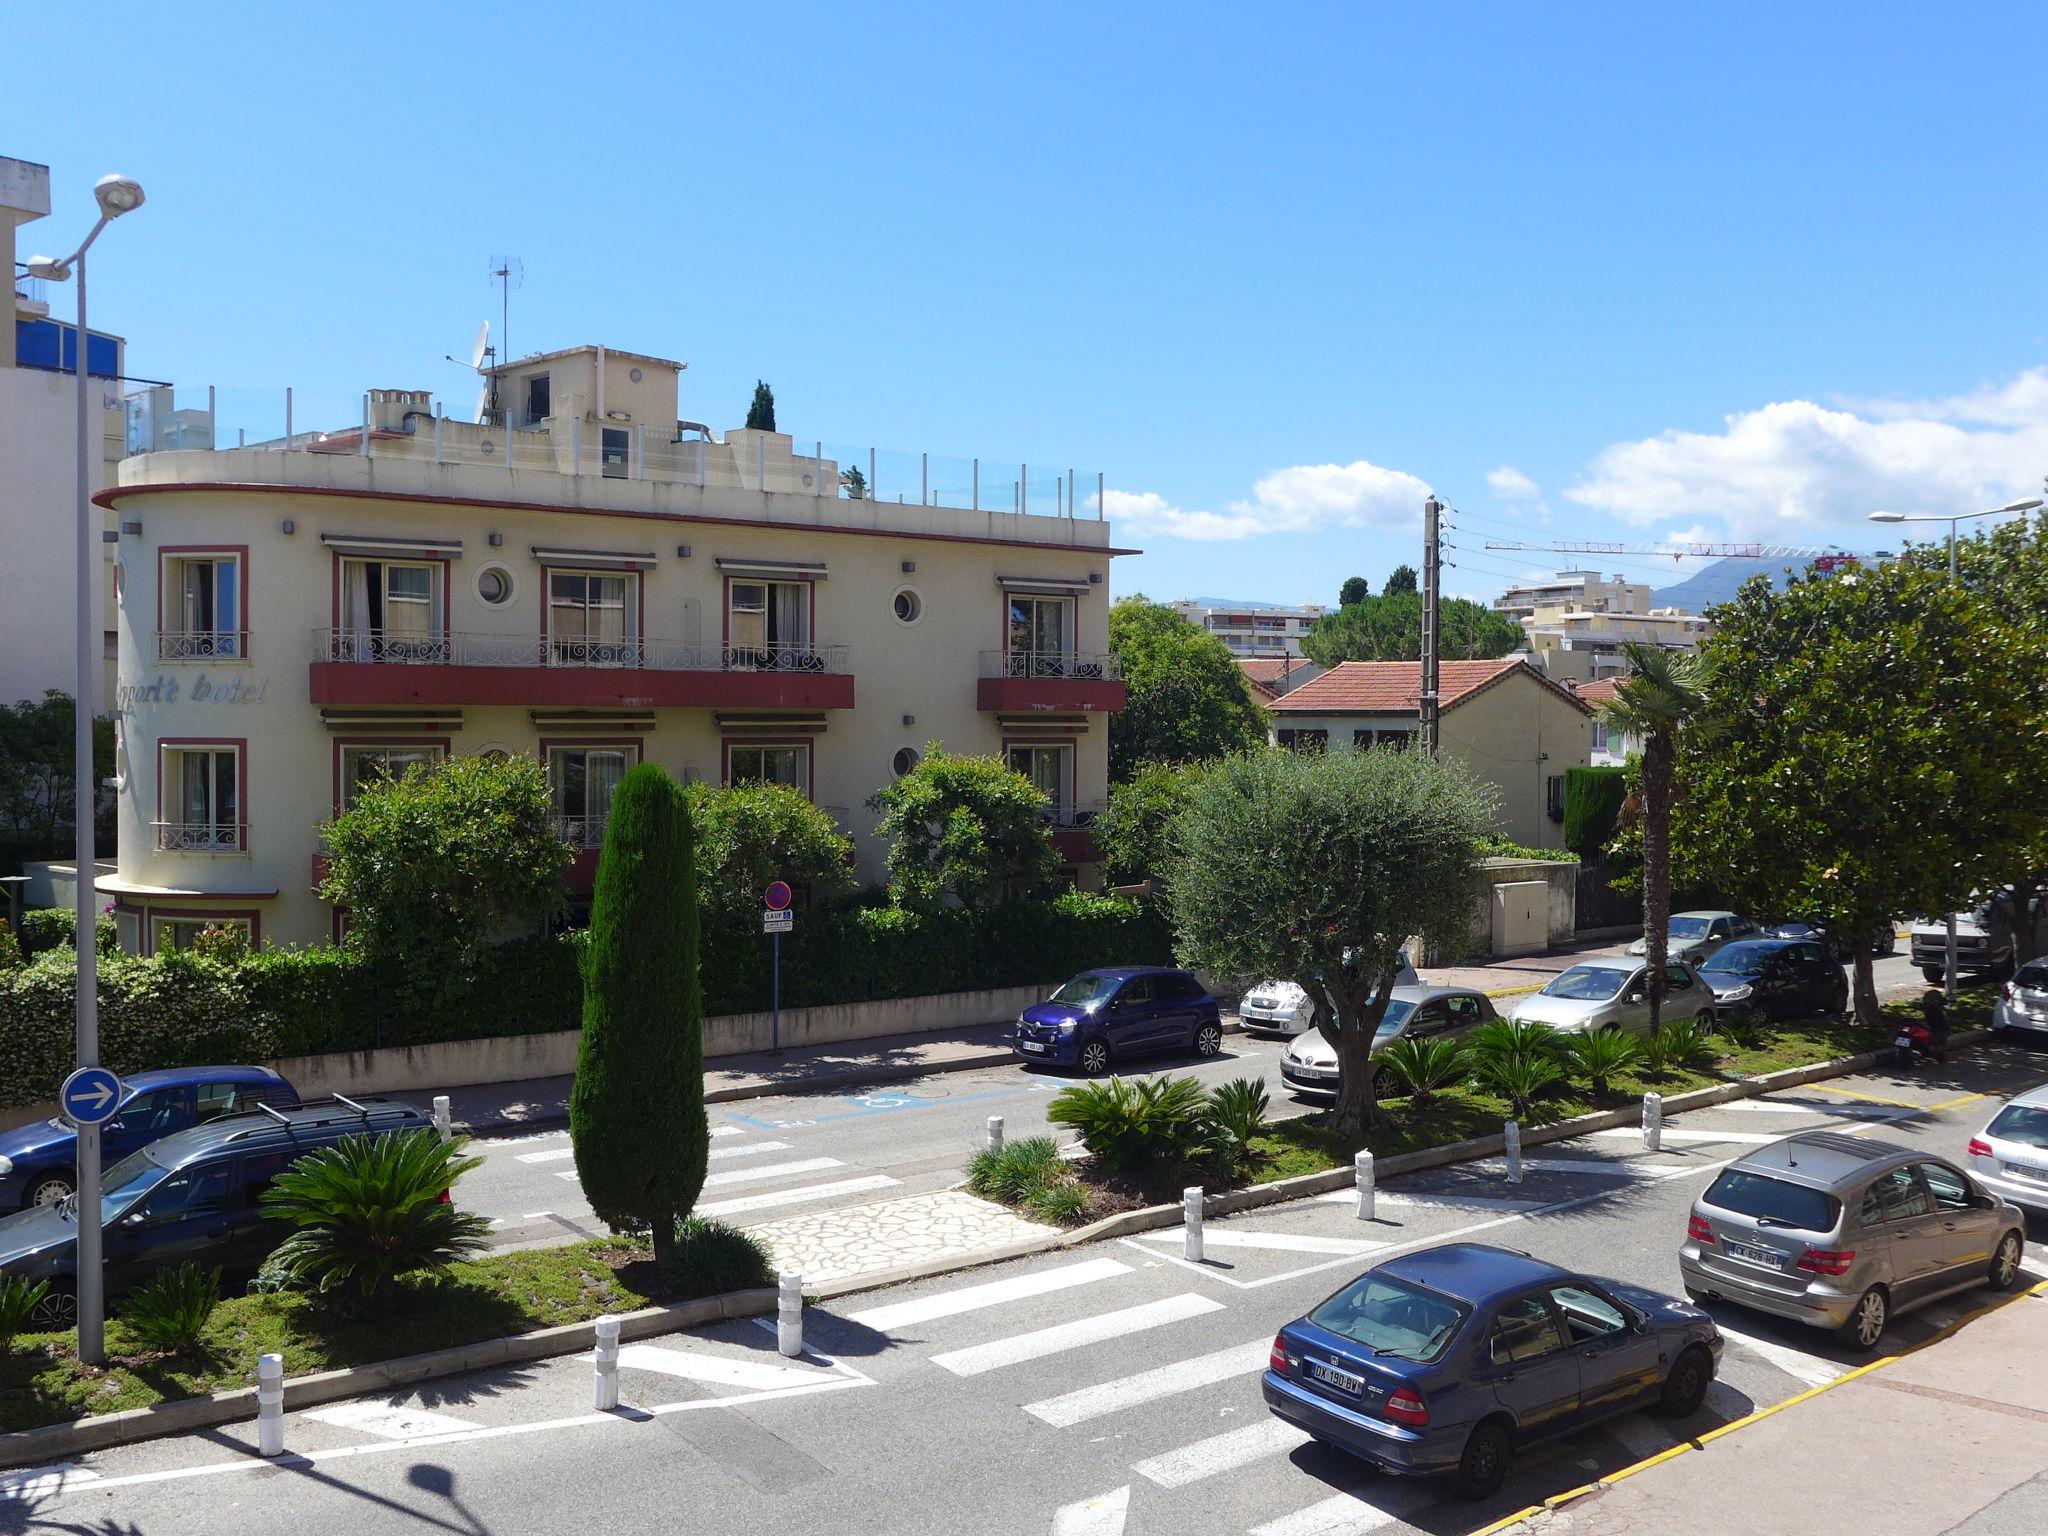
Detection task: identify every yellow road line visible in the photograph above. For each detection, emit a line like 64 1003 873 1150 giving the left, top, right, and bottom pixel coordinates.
1803 1082 1925 1109
1924 1090 1991 1113
1484 984 1540 1000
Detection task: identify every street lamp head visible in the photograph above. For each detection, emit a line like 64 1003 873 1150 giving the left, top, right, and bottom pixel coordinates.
1866 511 1906 524
1993 497 2044 515
93 175 144 218
23 254 72 282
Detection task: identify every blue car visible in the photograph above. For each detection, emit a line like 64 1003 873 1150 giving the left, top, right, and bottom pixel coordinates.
0 1065 298 1211
1012 967 1225 1076
1263 1243 1722 1500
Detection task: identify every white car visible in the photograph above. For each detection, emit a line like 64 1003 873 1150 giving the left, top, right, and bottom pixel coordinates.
1279 985 1496 1097
1509 958 1716 1036
1967 1084 2048 1215
1239 951 1419 1036
1993 959 2048 1040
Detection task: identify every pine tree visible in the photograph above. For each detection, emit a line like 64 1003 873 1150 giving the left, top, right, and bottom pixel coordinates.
1383 564 1418 596
569 764 706 1263
745 380 777 432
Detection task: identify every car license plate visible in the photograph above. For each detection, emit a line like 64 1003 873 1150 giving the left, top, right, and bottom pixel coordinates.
1307 1360 1363 1394
1019 1041 1048 1054
1288 1064 1327 1079
1894 1033 1914 1050
2007 1162 2048 1184
1724 1240 1785 1270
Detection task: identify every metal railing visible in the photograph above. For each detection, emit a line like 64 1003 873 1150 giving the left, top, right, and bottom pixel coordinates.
979 649 1121 681
312 629 850 674
153 821 245 853
550 814 608 850
156 630 249 662
1040 799 1106 830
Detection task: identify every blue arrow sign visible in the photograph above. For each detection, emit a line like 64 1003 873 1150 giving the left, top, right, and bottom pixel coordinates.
60 1066 124 1128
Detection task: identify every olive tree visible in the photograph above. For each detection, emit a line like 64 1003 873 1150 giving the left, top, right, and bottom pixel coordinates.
1166 748 1496 1136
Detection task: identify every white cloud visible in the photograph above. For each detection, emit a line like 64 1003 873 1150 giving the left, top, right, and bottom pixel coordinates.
1567 369 2048 540
1106 459 1432 542
1487 465 1540 499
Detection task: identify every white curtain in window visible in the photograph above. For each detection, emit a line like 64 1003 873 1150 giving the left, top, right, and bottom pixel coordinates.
587 751 626 823
342 561 372 659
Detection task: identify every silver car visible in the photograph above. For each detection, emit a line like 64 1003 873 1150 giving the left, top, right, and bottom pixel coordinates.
1679 1133 2027 1350
1509 958 1716 1036
1279 985 1496 1097
1993 959 2048 1040
1967 1085 2048 1215
1240 951 1420 1036
1627 911 1759 965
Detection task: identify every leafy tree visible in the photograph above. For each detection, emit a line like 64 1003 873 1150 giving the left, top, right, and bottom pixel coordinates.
1107 597 1267 780
1339 576 1371 607
1599 642 1717 1034
1301 592 1520 665
1166 747 1495 1136
1562 765 1628 855
744 379 776 432
570 765 707 1264
1383 564 1418 596
868 745 1058 910
0 691 115 855
840 464 868 499
685 782 854 912
1675 559 2030 1025
1095 763 1202 888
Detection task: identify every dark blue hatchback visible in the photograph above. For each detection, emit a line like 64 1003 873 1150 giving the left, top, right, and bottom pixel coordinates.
1263 1243 1722 1500
1012 967 1224 1076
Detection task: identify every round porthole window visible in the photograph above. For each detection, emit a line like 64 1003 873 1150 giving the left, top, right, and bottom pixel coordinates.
892 747 921 778
478 745 512 765
476 565 516 606
892 588 923 624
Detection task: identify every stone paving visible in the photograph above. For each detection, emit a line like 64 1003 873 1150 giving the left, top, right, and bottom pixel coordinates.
748 1188 1055 1285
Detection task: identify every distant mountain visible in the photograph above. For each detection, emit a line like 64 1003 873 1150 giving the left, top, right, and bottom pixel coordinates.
1651 557 1807 614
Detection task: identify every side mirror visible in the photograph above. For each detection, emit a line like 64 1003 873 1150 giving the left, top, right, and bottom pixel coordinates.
121 1211 147 1227
1627 991 1645 1005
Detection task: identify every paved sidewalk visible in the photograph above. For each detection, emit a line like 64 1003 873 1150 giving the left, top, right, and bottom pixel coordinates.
749 1188 1054 1284
1497 1287 2048 1536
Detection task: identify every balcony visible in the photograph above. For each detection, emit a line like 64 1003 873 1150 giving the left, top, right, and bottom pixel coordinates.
157 630 250 662
154 821 246 854
1040 798 1106 865
976 651 1126 714
308 630 855 711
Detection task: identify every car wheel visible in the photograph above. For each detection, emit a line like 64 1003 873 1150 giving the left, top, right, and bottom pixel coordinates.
1921 965 1946 986
1877 930 1896 957
1453 1421 1512 1501
1836 1286 1888 1350
25 1173 75 1209
1656 1344 1713 1417
1695 1009 1715 1030
1990 1232 2024 1291
1076 1037 1112 1077
26 1282 76 1331
1828 979 1849 1016
1193 1022 1224 1057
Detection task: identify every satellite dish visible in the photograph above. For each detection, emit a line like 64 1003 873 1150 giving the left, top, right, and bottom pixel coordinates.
473 381 491 424
470 321 491 370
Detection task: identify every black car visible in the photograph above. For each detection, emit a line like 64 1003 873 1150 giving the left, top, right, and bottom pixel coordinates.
1763 919 1895 961
0 1095 433 1328
1697 938 1847 1022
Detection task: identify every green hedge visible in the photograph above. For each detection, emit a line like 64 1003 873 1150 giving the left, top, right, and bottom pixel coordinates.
15 907 119 958
1563 766 1628 854
0 894 1171 1108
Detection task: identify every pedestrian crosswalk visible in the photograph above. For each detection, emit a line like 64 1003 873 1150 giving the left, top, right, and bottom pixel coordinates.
930 1293 1224 1377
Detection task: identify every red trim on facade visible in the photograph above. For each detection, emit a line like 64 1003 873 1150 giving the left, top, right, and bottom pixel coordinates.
97 481 1142 557
140 905 263 958
309 660 853 711
157 544 251 661
1049 827 1099 865
155 735 250 854
330 735 454 816
720 736 816 801
976 676 1125 713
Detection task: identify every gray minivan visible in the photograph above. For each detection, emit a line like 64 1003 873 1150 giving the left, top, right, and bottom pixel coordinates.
1679 1132 2027 1350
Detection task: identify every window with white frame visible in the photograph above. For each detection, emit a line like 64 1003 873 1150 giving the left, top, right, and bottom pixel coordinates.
728 744 809 796
1007 744 1072 822
1006 595 1072 676
337 558 444 662
339 743 445 809
549 571 638 665
160 746 242 851
548 746 636 847
161 553 243 660
727 581 811 667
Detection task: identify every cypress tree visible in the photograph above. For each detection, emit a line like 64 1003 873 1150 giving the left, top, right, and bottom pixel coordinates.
569 763 706 1263
745 380 776 432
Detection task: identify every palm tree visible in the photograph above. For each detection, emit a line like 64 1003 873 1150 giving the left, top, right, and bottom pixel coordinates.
1601 641 1717 1034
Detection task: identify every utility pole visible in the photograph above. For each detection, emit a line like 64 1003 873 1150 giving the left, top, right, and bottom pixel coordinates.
1420 494 1441 754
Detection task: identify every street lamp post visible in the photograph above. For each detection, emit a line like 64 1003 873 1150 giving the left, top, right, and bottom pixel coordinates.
23 172 146 1366
1868 497 2045 1003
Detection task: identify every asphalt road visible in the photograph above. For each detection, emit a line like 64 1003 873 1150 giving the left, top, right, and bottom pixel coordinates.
17 1026 2039 1536
465 947 1927 1253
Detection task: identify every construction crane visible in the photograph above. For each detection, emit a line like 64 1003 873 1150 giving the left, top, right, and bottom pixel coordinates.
1481 538 1865 570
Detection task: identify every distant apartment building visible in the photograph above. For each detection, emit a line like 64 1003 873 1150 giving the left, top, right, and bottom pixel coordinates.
1519 604 1712 685
98 342 1129 952
1172 599 1325 658
1491 570 1651 623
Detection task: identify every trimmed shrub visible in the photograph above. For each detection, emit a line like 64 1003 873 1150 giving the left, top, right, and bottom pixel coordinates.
1377 1035 1470 1104
0 920 20 973
120 1262 219 1350
1024 1183 1093 1225
1206 1077 1271 1167
661 1216 775 1298
1467 1020 1570 1116
966 1138 1069 1205
16 907 117 958
1566 1028 1642 1097
1641 1018 1716 1079
1563 766 1629 855
1047 1075 1219 1172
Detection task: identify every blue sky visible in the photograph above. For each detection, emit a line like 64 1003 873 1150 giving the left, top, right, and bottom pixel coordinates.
11 2 2047 606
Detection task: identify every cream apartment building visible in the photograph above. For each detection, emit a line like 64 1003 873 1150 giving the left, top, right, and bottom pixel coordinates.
1171 600 1325 658
99 344 1128 951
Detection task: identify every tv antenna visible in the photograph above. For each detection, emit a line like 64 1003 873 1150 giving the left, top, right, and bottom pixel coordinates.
444 320 496 423
488 254 524 366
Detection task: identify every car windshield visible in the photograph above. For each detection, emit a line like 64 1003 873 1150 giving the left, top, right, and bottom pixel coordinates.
97 1146 172 1221
1050 974 1119 1006
1986 1104 2048 1150
1541 965 1629 1001
1370 1001 1418 1039
1701 943 1777 977
1704 1170 1839 1232
2014 961 2048 992
1309 1273 1468 1363
1668 917 1710 939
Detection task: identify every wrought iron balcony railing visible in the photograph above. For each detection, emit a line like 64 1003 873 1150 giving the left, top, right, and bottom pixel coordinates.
157 630 249 662
154 820 246 853
550 814 609 850
1039 798 1107 830
978 649 1120 680
312 629 850 674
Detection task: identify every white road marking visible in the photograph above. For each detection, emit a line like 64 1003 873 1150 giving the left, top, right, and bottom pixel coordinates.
519 1210 555 1220
1712 1322 1844 1388
710 1125 743 1137
304 1402 483 1440
696 1174 899 1217
1601 1413 1674 1463
614 1342 829 1391
1727 1099 1910 1118
1133 1418 1309 1487
702 1156 845 1189
849 1257 1131 1332
2019 1252 2048 1280
515 1147 577 1164
1467 1157 1692 1180
1025 1338 1273 1427
1050 1485 1129 1536
930 1293 1223 1377
1250 1489 1408 1535
1133 1229 1384 1256
708 1140 793 1160
1591 1126 1783 1145
0 1463 100 1499
1315 1188 1543 1212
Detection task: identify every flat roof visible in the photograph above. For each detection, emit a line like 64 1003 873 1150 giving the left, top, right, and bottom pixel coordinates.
488 344 686 374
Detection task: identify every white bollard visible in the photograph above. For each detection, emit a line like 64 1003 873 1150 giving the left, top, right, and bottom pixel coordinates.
1643 1092 1664 1153
1504 1121 1523 1186
256 1352 285 1457
1354 1150 1376 1221
592 1314 620 1410
777 1271 804 1358
1183 1186 1205 1263
986 1115 1004 1152
432 1095 451 1140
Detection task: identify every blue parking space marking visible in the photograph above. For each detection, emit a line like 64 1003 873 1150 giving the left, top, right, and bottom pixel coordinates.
726 1084 1023 1130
